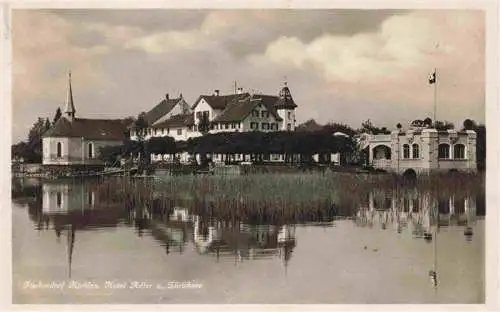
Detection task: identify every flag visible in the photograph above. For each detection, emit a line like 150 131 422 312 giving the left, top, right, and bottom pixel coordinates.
428 71 436 84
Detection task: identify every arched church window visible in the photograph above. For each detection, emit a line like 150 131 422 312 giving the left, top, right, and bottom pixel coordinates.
57 142 62 158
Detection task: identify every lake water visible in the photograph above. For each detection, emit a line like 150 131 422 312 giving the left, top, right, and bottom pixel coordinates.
12 178 485 304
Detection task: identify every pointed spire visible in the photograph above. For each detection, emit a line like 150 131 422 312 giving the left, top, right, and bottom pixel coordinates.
65 71 75 120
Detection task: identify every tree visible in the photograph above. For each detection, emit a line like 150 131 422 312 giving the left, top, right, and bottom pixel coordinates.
423 117 433 127
134 112 148 141
322 122 357 137
52 108 62 125
460 119 485 171
359 119 390 135
146 136 176 159
99 145 123 166
462 118 477 130
434 120 454 131
475 124 486 171
197 112 211 134
21 117 50 163
44 118 51 131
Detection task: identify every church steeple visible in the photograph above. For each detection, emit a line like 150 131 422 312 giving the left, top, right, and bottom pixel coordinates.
64 72 76 121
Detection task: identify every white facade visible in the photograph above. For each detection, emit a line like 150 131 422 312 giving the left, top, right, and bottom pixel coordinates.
42 182 96 214
211 102 283 133
42 136 122 166
362 128 477 174
277 108 296 131
193 98 222 131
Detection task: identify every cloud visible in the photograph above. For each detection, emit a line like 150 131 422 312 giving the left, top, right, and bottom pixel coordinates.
256 10 484 127
11 9 485 143
47 9 208 33
12 10 111 139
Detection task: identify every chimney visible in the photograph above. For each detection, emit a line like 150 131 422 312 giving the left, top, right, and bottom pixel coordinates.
237 87 243 94
214 89 220 96
165 93 169 100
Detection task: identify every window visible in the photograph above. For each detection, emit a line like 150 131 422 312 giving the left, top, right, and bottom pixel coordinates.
288 112 292 119
412 144 419 159
154 129 157 135
88 191 94 206
231 123 236 129
162 128 165 135
403 144 410 159
438 144 450 159
56 192 62 208
225 124 229 129
262 123 269 130
88 143 94 158
252 110 259 117
177 129 182 135
56 142 62 158
454 144 465 159
251 122 258 130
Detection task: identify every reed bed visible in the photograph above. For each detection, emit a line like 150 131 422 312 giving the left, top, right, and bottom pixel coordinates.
92 171 485 224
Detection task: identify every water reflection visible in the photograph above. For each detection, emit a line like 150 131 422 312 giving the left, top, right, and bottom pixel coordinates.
11 178 484 303
14 180 300 278
355 188 478 241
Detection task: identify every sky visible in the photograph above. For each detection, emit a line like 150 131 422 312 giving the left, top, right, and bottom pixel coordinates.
11 9 485 143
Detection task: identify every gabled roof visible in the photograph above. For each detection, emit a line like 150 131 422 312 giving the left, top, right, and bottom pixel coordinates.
145 96 184 125
151 113 194 128
43 117 127 141
212 94 283 123
193 93 249 110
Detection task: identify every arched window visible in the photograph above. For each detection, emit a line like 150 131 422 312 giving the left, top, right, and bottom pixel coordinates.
56 142 62 158
403 144 410 159
88 143 94 158
454 144 465 159
412 144 420 159
56 192 62 208
88 191 94 206
438 143 450 159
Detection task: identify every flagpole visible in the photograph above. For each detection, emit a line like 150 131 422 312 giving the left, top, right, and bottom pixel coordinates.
433 68 437 127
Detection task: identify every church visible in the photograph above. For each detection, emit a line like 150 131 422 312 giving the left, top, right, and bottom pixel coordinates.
42 73 128 171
